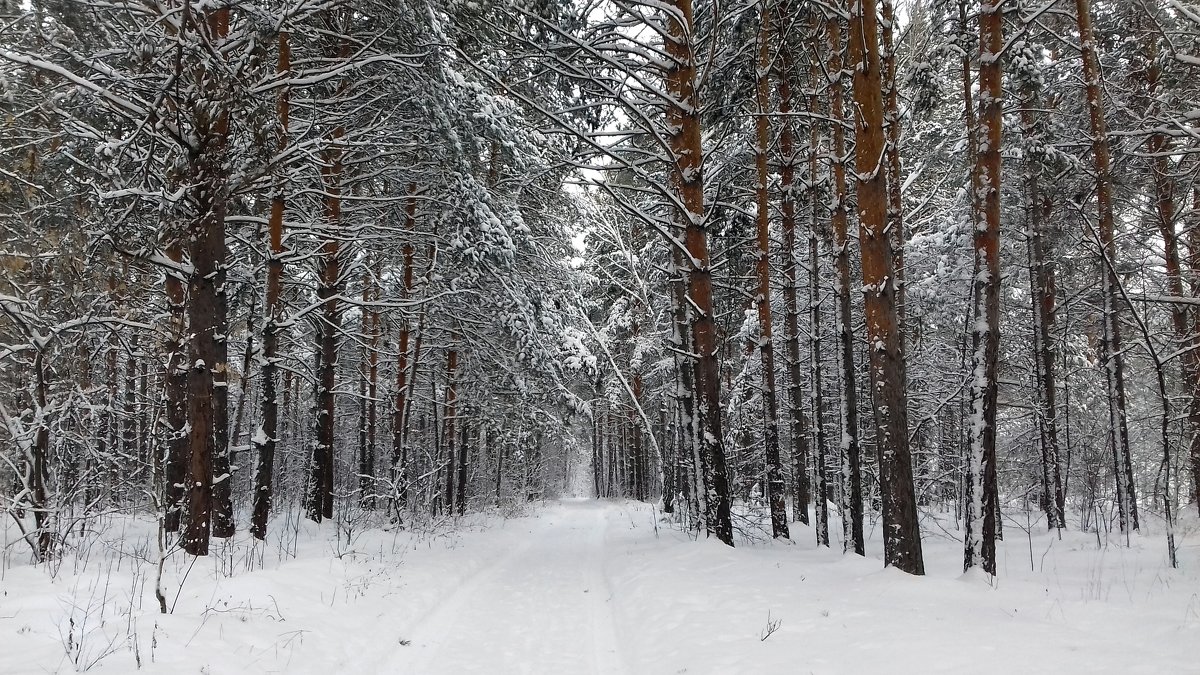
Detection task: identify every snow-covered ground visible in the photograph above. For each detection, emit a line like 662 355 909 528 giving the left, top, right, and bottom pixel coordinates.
2 500 1197 673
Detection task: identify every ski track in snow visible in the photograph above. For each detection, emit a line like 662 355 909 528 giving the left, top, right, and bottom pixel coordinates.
385 499 627 675
3 499 1197 674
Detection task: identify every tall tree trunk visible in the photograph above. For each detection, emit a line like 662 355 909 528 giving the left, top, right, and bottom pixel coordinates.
1075 0 1138 532
1021 96 1066 531
1142 16 1192 527
359 261 380 506
366 264 380 507
844 0 924 574
251 29 289 540
1189 186 1200 516
182 7 231 555
100 284 118 505
457 416 468 515
632 371 646 501
754 1 789 539
593 406 603 498
30 348 52 558
164 243 188 533
964 0 1002 575
669 247 702 525
494 423 505 504
881 0 907 339
807 11 831 547
665 0 733 545
122 331 138 477
308 16 349 524
776 3 812 527
208 7 235 540
443 347 458 513
824 9 865 556
392 186 418 510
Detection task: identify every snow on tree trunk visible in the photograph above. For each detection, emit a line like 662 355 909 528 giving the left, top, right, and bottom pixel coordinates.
776 1 813 529
964 0 1002 576
755 0 789 539
823 10 865 556
665 0 733 546
844 0 924 575
1075 0 1138 533
1020 95 1066 532
251 29 289 540
164 242 188 534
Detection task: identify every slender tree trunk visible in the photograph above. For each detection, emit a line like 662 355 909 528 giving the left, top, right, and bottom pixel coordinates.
457 416 468 515
359 262 380 506
964 0 1002 575
102 301 118 503
1143 22 1192 530
665 0 733 545
30 348 52 558
776 6 812 527
881 0 907 339
308 18 349 524
392 186 418 510
824 10 865 556
250 29 289 540
122 332 138 476
1189 186 1200 516
632 373 647 500
444 347 458 513
1075 0 1138 532
494 424 505 505
164 243 188 533
844 0 924 574
806 12 831 546
754 0 789 538
1021 97 1066 530
593 406 603 499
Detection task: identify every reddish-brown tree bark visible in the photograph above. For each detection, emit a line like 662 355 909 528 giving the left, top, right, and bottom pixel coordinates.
665 0 733 545
844 0 924 574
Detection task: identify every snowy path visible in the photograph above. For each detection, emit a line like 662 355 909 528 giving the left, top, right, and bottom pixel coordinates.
3 499 1197 674
385 499 627 674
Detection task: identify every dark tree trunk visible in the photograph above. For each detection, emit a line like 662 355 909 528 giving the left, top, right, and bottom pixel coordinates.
806 11 831 546
755 1 788 538
457 417 468 515
1020 85 1066 530
250 29 289 540
775 4 812 527
444 348 458 513
164 243 188 533
208 8 235 541
391 187 418 511
1189 187 1200 517
1076 0 1138 532
181 7 232 555
308 19 348 524
824 11 865 556
31 348 52 558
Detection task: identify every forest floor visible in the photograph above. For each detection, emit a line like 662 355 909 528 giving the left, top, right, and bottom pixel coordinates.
2 498 1198 674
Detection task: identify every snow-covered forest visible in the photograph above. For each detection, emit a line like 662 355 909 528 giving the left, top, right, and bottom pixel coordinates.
1 0 1199 672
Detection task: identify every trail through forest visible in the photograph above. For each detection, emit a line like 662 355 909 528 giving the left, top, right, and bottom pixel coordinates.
382 499 627 674
2 499 1197 673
